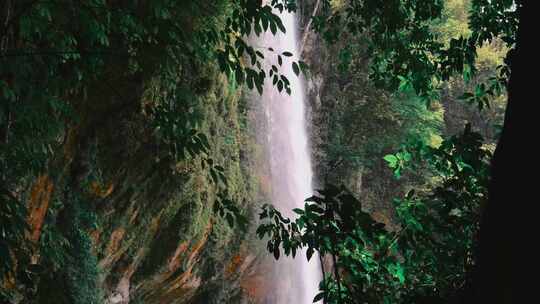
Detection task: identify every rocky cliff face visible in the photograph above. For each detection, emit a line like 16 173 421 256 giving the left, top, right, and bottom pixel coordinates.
19 65 268 303
2 1 292 301
92 74 259 304
297 0 400 225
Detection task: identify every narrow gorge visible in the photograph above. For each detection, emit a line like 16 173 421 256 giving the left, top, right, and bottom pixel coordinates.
0 0 516 303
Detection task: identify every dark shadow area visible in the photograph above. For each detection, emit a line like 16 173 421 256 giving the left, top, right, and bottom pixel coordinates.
470 1 537 303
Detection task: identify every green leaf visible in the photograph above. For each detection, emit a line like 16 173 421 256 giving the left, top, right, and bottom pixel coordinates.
306 247 314 261
261 14 269 31
273 247 280 260
313 292 325 302
388 263 405 284
277 80 283 92
275 17 286 33
398 75 411 92
292 62 300 76
225 213 235 227
270 21 277 35
255 79 263 95
383 155 398 168
210 169 218 184
292 208 304 215
298 61 308 74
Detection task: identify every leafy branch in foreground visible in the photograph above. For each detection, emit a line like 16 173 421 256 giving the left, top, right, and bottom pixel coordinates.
258 126 491 303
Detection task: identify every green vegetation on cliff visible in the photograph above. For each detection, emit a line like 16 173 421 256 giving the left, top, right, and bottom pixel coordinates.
0 0 287 302
0 0 530 303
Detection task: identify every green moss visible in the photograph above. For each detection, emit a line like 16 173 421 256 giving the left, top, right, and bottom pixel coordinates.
37 194 102 304
100 54 260 302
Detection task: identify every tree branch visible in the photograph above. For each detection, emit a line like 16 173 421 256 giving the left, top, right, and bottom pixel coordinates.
299 0 321 57
319 253 327 303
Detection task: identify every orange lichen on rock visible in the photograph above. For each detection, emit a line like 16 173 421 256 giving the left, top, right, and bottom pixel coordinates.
90 229 101 245
225 253 244 279
238 257 273 301
136 220 214 303
27 175 54 243
168 221 213 288
167 241 189 272
89 181 115 198
240 272 268 300
106 227 126 257
2 270 16 291
165 220 214 291
129 207 140 225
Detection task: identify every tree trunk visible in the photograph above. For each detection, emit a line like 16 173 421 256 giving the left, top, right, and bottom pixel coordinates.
472 1 536 303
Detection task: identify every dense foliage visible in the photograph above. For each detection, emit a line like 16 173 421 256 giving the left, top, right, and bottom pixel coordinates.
0 0 519 303
257 0 515 303
313 0 517 106
0 0 298 302
259 125 491 303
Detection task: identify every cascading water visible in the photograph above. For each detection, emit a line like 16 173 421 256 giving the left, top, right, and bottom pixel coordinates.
255 5 321 304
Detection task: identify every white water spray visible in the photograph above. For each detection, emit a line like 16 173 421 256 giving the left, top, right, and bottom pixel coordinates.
256 6 321 304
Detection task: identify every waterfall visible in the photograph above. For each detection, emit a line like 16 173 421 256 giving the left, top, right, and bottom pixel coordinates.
255 6 322 304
